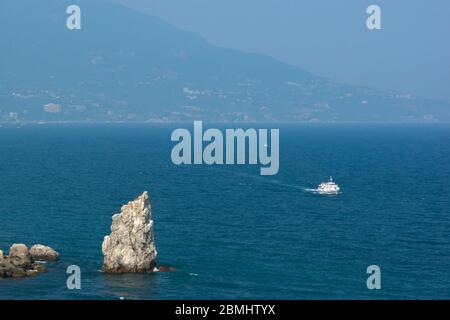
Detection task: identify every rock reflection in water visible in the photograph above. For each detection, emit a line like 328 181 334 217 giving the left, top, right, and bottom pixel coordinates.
101 273 158 300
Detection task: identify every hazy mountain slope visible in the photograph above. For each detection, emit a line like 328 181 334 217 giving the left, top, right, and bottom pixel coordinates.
0 0 448 123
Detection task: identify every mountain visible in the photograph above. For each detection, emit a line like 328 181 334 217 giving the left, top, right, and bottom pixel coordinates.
0 0 449 123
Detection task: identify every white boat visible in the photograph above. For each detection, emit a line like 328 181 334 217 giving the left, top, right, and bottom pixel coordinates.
316 176 340 194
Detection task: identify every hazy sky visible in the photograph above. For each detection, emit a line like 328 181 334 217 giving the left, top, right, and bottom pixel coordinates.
115 0 450 101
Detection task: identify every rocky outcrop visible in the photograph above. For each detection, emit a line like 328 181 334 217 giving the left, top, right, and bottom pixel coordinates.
157 265 176 272
30 244 60 261
0 244 58 278
8 244 32 269
102 191 157 274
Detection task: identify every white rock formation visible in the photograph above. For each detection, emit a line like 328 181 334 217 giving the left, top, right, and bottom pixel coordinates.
30 244 60 261
102 191 157 273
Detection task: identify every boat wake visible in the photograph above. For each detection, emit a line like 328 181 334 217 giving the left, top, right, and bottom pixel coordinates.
209 167 308 191
208 168 340 195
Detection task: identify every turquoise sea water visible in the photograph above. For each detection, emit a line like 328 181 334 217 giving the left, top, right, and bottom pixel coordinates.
0 124 449 299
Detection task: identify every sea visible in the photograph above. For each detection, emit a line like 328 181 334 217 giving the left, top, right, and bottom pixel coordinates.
0 123 449 299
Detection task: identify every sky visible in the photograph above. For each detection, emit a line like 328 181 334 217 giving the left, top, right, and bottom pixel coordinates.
115 0 450 102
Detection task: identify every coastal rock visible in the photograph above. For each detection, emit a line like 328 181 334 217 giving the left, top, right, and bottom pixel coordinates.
32 262 47 273
102 191 157 273
0 244 58 279
10 266 27 278
0 244 31 278
157 265 175 272
0 259 14 278
30 244 59 261
8 244 32 269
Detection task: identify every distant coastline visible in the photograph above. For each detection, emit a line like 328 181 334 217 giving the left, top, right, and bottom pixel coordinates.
1 120 450 126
